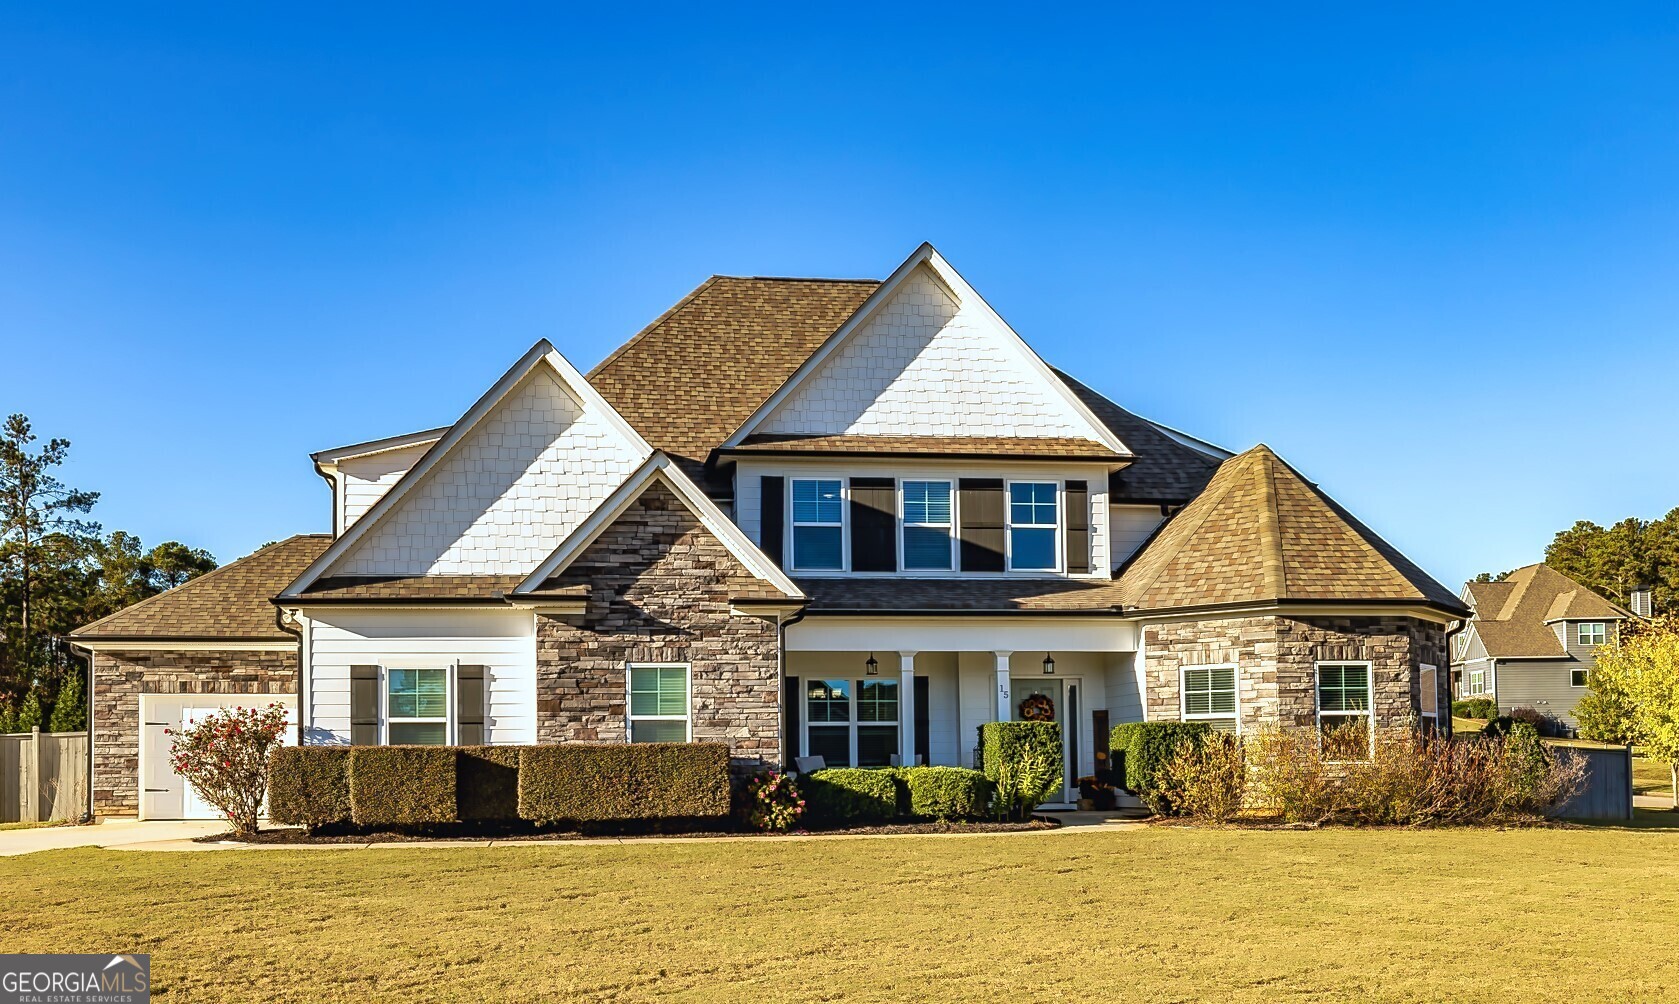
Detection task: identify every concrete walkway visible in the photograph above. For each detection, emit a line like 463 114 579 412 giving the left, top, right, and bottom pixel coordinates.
0 811 1145 856
0 819 227 857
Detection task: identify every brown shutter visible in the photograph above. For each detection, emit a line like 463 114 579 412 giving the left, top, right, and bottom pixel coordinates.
958 478 1005 572
457 665 486 745
350 665 379 746
850 477 897 572
760 476 785 566
1065 479 1090 574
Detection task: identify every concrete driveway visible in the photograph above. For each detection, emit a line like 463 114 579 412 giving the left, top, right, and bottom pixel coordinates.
0 819 227 856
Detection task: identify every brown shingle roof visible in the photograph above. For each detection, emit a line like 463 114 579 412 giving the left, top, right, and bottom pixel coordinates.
1117 445 1465 614
1054 370 1223 503
72 535 330 641
1465 564 1632 658
797 577 1125 613
723 434 1125 461
587 276 880 485
297 575 528 602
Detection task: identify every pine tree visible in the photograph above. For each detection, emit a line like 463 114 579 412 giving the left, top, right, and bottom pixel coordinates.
47 670 85 732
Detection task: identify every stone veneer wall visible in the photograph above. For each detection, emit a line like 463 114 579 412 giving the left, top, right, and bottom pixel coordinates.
1141 615 1450 738
92 648 297 817
535 484 781 772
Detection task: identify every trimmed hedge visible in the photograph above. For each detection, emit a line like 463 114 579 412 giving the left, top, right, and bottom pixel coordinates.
348 747 458 827
802 768 900 824
268 747 351 828
1452 698 1497 720
979 721 1064 786
979 721 1064 819
517 742 731 824
1110 722 1212 798
902 766 990 820
456 746 522 821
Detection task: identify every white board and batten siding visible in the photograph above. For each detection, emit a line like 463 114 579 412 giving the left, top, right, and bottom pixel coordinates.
305 609 537 745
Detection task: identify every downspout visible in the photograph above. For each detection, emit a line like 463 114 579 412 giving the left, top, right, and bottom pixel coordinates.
777 607 807 770
1443 620 1464 738
69 641 94 823
274 604 305 745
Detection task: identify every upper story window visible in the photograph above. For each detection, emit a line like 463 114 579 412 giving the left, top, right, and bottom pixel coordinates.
1008 482 1058 571
1577 622 1606 647
901 480 953 570
791 479 844 571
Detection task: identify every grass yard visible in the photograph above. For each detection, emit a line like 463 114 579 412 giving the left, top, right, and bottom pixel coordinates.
5 827 1679 1002
1635 755 1675 800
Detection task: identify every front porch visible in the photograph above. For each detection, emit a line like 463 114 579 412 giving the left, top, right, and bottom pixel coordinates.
783 616 1143 799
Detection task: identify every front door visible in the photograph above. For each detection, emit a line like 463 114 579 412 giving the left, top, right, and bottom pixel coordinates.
1010 678 1073 803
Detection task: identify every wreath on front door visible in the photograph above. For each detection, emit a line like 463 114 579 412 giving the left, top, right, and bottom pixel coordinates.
1019 693 1056 722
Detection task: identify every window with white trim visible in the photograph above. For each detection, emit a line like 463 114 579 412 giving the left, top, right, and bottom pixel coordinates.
1419 663 1438 719
1317 662 1372 759
791 479 844 571
1577 622 1606 647
628 664 690 742
901 480 953 571
1180 665 1238 732
805 678 898 768
1468 666 1485 695
1008 481 1058 571
1571 668 1589 688
387 667 449 745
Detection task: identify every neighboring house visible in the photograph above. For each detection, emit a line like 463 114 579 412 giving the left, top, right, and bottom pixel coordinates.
70 243 1468 819
1450 563 1635 731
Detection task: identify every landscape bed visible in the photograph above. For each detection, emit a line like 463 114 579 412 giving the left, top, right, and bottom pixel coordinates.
195 817 1057 843
4 825 1677 1002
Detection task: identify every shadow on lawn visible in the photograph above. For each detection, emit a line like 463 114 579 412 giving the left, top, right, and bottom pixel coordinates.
1576 808 1679 831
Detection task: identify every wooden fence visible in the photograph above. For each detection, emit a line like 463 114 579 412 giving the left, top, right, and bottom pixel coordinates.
0 728 89 823
1548 740 1633 821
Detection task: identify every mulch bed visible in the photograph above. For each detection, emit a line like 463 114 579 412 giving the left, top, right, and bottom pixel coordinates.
197 818 1058 845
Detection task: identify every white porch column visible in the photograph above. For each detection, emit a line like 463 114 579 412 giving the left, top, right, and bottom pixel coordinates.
899 651 917 767
994 650 1013 723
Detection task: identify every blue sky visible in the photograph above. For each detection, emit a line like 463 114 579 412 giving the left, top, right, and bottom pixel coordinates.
3 3 1677 588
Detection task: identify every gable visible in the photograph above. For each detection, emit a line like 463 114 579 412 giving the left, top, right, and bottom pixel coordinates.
332 366 646 576
750 257 1123 448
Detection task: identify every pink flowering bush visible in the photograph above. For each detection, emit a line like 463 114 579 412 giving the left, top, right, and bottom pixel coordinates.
746 771 805 832
167 704 290 836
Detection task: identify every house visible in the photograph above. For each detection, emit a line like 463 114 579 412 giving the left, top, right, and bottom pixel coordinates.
70 243 1468 819
1450 563 1635 731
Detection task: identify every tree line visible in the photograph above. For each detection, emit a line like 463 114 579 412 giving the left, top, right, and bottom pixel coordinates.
1 413 217 732
1475 509 1679 615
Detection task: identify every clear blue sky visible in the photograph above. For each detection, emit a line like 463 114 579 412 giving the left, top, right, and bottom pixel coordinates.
4 3 1677 589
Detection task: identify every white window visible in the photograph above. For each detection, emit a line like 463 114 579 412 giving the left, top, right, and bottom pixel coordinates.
1577 622 1606 647
1468 666 1485 695
628 664 690 742
805 678 899 767
1180 665 1238 732
901 480 954 571
386 667 450 745
1316 662 1373 759
791 479 844 571
1419 664 1438 719
1571 668 1589 688
1007 481 1059 571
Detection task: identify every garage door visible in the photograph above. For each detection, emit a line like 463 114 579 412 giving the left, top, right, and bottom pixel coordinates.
139 695 298 820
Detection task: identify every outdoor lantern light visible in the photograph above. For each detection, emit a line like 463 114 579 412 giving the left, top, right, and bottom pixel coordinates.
865 653 879 676
1042 653 1056 675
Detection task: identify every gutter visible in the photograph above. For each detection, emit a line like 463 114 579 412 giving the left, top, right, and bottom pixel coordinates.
273 604 306 746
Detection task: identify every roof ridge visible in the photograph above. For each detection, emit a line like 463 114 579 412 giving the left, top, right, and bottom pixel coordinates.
1256 447 1286 597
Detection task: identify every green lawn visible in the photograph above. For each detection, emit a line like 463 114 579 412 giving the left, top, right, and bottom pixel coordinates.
4 827 1679 1002
1634 755 1675 801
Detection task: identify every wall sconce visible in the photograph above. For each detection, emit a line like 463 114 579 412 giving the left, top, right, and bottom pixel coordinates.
1042 653 1056 675
865 653 879 676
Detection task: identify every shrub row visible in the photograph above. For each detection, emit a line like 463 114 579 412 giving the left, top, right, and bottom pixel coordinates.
800 765 992 824
1451 698 1497 720
269 742 731 830
1110 721 1212 808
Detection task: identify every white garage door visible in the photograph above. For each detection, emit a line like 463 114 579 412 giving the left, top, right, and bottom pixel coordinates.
139 694 298 820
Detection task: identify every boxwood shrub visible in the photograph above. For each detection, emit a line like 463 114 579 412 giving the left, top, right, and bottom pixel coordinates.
1110 722 1212 801
901 766 990 820
1452 698 1497 720
517 742 731 824
979 721 1063 819
802 768 900 824
348 746 459 827
268 746 352 828
456 746 522 822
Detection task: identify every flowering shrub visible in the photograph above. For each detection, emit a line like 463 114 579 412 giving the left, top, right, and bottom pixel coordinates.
167 704 290 836
746 771 805 832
